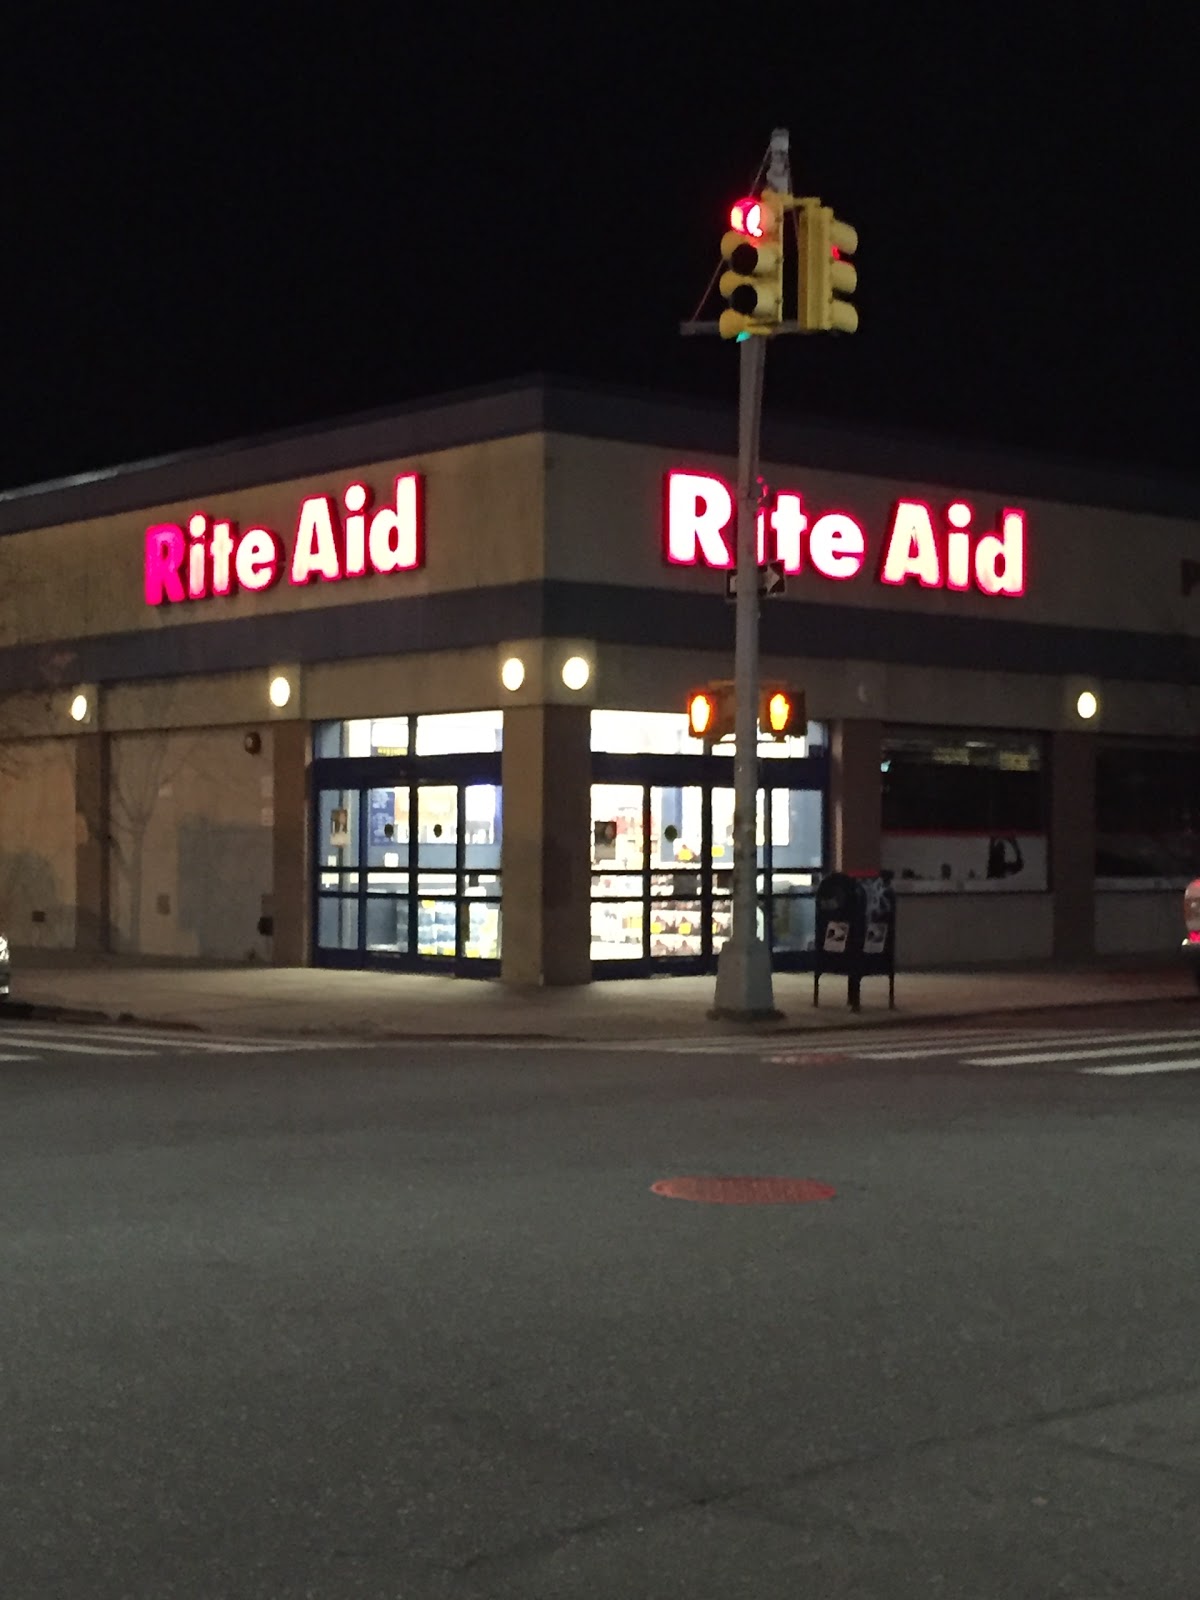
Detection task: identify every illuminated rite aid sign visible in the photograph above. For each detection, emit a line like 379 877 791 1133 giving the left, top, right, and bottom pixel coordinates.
665 470 1026 596
144 475 423 605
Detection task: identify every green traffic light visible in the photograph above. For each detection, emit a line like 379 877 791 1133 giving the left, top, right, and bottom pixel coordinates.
736 331 751 343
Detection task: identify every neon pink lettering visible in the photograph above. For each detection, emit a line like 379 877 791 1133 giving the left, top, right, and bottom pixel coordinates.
945 502 972 591
880 501 942 588
660 469 1027 599
343 482 369 577
665 470 733 567
187 513 209 599
769 493 807 572
236 527 282 592
290 495 343 585
368 474 422 574
210 521 235 596
975 510 1025 596
808 512 866 580
144 524 187 605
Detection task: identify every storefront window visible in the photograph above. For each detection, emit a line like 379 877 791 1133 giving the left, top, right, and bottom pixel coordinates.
710 787 769 864
415 711 502 755
882 727 1047 891
315 717 410 758
770 788 823 869
591 899 644 961
590 711 695 753
312 728 501 970
1096 742 1200 882
712 723 826 758
315 711 503 758
591 784 645 871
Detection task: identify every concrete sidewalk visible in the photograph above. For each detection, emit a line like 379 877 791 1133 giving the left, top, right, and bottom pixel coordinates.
2 948 1196 1041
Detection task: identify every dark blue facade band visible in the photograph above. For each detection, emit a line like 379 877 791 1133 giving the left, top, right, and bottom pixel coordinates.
0 580 1195 695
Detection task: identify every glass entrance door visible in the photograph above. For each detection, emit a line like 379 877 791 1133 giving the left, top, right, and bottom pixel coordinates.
589 764 824 974
315 772 501 973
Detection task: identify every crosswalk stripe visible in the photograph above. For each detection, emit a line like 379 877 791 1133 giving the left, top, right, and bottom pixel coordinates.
0 1027 371 1055
0 1025 186 1047
0 1036 159 1057
865 1028 1200 1062
1079 1058 1200 1077
966 1038 1200 1067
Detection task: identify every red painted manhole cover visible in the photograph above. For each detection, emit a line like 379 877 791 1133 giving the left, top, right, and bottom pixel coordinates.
651 1176 836 1205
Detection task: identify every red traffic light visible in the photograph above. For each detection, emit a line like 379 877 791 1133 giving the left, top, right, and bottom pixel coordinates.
729 197 765 238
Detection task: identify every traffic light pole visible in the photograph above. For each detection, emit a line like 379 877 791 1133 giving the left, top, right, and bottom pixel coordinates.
711 329 779 1020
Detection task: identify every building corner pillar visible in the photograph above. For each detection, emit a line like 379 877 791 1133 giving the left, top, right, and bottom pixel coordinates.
501 703 591 986
830 718 882 875
1050 729 1095 960
271 721 310 966
74 732 112 952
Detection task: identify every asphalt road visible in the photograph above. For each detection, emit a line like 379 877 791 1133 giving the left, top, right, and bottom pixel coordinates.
1 1007 1197 1598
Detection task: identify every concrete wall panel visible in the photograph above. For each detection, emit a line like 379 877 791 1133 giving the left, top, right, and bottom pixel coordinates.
109 727 273 960
1095 890 1186 956
0 739 77 947
895 892 1054 966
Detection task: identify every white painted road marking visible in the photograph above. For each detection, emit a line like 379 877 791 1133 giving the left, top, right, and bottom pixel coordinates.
966 1037 1200 1067
860 1027 1200 1061
0 1025 377 1061
1078 1058 1200 1077
0 1031 159 1056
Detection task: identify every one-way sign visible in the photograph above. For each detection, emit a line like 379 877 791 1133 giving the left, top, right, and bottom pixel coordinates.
725 560 786 600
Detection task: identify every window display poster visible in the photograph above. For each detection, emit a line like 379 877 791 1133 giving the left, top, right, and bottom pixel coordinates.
882 832 1047 891
370 787 397 846
329 807 350 847
594 819 617 862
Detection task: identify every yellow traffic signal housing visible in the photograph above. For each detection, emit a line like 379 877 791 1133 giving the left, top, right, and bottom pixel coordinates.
759 684 806 740
797 202 859 334
718 189 785 340
687 682 736 741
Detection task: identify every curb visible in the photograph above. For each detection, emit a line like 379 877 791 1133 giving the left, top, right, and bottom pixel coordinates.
1 985 1194 1045
0 1001 203 1033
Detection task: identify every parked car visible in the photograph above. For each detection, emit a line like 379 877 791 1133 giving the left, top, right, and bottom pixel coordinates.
1185 879 1200 990
0 932 8 1001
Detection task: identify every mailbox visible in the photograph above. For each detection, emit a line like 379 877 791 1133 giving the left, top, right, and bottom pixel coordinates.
813 872 896 1012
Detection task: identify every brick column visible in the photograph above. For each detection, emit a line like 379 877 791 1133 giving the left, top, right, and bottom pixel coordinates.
830 718 882 874
74 732 111 951
1050 729 1096 959
271 721 310 966
501 703 591 986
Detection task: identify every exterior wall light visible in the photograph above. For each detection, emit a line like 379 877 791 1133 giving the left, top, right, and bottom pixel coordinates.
69 692 90 723
269 675 293 709
561 655 590 691
1076 690 1099 720
500 656 526 692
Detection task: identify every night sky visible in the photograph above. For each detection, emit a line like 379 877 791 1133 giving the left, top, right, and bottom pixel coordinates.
4 9 1196 492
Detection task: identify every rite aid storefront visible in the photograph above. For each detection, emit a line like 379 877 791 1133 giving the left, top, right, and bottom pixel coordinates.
0 379 1196 984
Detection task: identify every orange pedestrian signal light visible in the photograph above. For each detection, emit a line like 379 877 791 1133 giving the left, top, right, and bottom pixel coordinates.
687 682 735 741
688 690 716 737
766 691 791 733
759 684 805 740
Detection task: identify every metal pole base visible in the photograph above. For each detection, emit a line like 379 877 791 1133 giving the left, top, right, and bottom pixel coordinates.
710 935 781 1021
